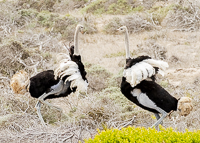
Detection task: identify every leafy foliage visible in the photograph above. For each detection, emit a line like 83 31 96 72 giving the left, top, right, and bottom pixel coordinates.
103 14 153 34
17 0 57 12
82 0 142 15
103 17 123 34
162 4 200 31
148 4 175 25
85 126 200 143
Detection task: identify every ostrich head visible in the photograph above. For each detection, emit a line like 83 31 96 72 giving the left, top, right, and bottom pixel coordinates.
76 24 84 34
73 24 84 56
117 26 128 33
117 26 130 59
177 97 193 116
72 24 87 81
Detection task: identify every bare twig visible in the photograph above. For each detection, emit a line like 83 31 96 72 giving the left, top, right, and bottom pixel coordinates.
62 133 74 142
118 116 136 129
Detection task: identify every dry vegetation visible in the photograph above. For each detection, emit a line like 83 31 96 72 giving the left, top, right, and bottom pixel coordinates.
0 0 200 142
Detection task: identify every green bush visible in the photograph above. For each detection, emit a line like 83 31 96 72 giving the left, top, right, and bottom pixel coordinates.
82 0 142 15
85 126 200 143
18 0 57 12
103 17 123 34
147 4 174 25
106 0 134 15
37 11 59 28
81 0 106 14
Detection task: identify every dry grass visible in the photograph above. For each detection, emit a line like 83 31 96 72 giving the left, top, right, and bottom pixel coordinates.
0 0 200 142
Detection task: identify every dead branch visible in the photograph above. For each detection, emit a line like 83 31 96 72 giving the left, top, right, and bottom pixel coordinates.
118 116 136 130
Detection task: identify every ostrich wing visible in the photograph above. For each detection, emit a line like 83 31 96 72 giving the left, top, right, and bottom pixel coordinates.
54 60 88 92
124 59 168 87
59 68 79 79
54 61 78 79
143 59 169 76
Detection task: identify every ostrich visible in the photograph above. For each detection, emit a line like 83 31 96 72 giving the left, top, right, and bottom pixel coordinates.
10 24 88 125
118 26 193 128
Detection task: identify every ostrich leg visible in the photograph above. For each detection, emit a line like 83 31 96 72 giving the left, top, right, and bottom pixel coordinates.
35 101 46 126
35 80 65 125
151 109 167 128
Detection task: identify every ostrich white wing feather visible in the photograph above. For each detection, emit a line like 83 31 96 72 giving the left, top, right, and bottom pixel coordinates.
70 76 88 93
135 62 148 80
133 62 155 80
124 59 169 87
59 68 79 79
54 61 78 80
143 59 169 76
143 59 169 70
56 54 71 63
58 58 71 64
124 62 155 87
131 65 142 85
54 60 88 93
65 72 88 92
65 73 80 83
59 61 78 71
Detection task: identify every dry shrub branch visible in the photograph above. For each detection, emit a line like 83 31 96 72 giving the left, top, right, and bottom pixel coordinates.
162 1 200 31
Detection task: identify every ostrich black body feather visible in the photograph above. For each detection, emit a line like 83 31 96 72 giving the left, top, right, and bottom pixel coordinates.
29 46 87 100
121 77 178 114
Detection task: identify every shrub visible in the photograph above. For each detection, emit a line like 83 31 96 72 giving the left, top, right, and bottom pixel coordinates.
123 14 153 33
103 17 123 34
106 0 134 15
0 41 28 75
104 14 153 34
19 8 38 18
37 11 59 28
85 126 200 143
148 4 174 25
82 14 98 34
81 0 106 14
86 64 111 91
52 15 78 40
82 0 143 15
17 0 57 12
162 4 200 31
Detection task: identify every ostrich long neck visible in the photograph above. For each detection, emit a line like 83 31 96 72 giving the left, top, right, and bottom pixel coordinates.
124 28 130 59
74 28 80 55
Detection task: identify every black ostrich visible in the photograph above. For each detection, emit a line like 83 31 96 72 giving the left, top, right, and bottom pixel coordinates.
118 26 193 128
10 24 88 125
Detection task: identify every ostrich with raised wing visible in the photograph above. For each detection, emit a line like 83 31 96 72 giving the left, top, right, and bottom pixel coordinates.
10 24 88 125
118 26 193 128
